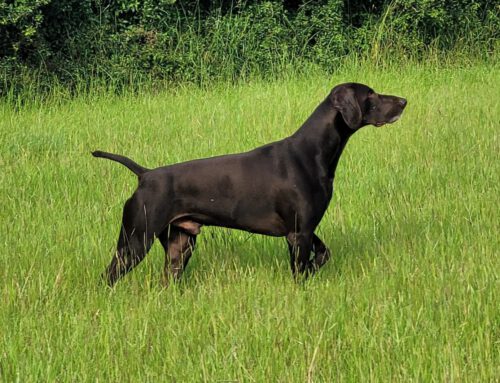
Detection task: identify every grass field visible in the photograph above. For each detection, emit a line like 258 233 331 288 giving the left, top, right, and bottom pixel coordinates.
1 63 499 381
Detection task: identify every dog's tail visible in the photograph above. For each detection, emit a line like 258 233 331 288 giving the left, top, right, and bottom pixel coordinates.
92 150 149 176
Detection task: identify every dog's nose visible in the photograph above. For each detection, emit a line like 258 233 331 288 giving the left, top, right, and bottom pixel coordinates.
399 98 407 108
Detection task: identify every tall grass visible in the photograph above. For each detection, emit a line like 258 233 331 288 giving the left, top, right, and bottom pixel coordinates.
0 63 498 381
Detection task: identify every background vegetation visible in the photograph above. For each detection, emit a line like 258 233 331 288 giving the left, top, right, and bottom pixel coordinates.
1 0 498 95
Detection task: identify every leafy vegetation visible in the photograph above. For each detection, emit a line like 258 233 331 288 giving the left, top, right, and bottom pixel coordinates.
1 0 498 94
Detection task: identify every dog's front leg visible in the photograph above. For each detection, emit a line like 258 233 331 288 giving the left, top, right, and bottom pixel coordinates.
311 233 331 271
286 232 313 277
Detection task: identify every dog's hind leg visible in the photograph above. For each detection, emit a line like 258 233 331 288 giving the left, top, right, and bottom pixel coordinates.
102 195 158 286
311 233 331 271
158 227 197 286
286 232 313 276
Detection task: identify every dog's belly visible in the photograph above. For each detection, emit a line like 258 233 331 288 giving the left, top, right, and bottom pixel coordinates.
206 212 288 236
234 205 288 236
170 199 288 237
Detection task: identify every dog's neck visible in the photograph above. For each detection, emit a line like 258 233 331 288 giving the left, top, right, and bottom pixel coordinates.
290 97 354 180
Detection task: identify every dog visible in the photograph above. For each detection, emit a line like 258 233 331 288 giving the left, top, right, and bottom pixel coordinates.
93 82 407 286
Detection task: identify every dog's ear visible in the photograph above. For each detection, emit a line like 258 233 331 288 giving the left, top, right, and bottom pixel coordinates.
330 86 362 129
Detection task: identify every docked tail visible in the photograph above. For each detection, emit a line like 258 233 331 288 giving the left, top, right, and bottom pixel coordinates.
92 150 149 176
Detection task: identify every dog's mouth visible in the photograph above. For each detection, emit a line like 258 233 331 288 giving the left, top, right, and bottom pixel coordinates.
374 114 402 127
388 114 402 124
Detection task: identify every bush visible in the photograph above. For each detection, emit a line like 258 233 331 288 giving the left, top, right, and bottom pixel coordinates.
0 0 498 95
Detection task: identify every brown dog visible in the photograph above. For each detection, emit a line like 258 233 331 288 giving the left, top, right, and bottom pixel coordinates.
93 83 407 285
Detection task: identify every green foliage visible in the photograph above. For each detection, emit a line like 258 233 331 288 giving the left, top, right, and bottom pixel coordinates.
294 0 346 66
0 0 498 94
0 0 50 57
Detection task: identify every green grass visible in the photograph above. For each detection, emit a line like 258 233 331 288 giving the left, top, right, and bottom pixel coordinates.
1 63 498 382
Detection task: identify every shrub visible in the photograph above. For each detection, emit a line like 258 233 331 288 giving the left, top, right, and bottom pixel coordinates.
0 0 498 95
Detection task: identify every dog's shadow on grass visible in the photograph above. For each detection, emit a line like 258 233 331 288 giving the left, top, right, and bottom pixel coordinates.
167 225 381 290
97 224 387 293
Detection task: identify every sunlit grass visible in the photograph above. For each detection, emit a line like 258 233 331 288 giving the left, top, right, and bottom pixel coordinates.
0 63 498 381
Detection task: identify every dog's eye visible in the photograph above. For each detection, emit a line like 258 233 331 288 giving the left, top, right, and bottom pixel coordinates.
370 105 377 111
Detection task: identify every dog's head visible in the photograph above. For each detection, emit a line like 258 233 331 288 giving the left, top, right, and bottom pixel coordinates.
330 83 407 130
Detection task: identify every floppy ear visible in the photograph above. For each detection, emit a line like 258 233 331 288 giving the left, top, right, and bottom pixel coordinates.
330 86 362 129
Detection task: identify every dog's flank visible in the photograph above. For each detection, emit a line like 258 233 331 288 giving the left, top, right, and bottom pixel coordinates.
92 150 149 176
93 83 407 286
